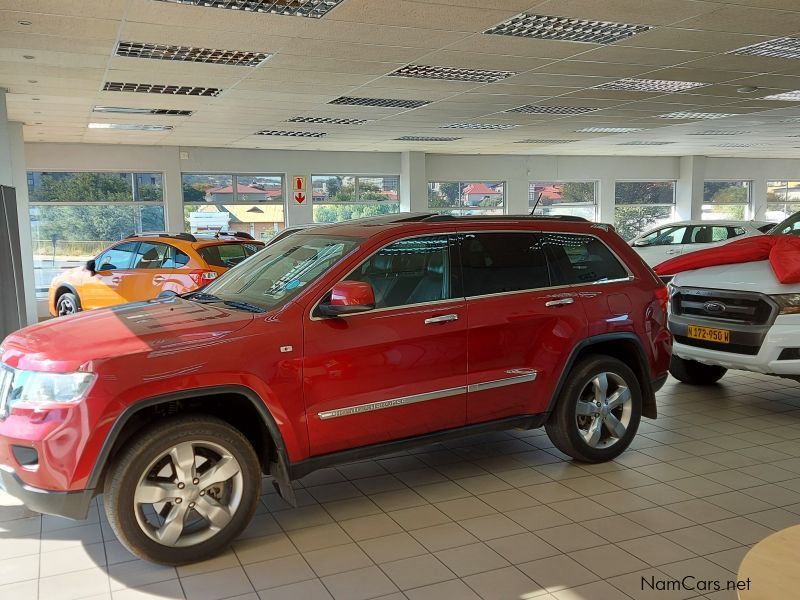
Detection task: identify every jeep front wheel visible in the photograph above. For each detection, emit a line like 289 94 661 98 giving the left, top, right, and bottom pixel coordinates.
104 416 261 565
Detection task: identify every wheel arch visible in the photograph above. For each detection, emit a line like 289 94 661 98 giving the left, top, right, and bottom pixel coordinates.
53 283 81 312
549 333 658 419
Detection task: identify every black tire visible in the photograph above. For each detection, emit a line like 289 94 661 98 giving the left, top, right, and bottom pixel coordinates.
669 355 727 385
545 355 642 463
103 415 261 565
55 291 81 317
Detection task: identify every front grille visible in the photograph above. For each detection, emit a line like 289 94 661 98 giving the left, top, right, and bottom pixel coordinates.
672 289 774 325
674 335 759 355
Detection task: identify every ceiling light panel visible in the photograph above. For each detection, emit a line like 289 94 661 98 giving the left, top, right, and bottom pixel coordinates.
732 37 800 60
618 141 675 145
256 130 326 137
764 90 800 101
151 0 345 18
102 82 221 96
575 127 644 133
514 139 577 144
690 130 750 135
388 64 516 84
93 106 194 116
714 143 766 148
506 105 599 114
596 78 708 92
287 116 369 125
88 123 174 131
658 111 737 119
329 96 430 109
441 122 518 129
116 41 270 67
394 136 462 141
484 13 651 44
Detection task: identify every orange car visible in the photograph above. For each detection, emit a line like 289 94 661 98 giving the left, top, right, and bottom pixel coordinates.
48 232 265 316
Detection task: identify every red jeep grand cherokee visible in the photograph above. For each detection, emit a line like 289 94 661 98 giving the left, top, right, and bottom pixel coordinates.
0 214 671 564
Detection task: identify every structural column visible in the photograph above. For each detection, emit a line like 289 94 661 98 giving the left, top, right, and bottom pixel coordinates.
676 155 706 221
400 151 427 213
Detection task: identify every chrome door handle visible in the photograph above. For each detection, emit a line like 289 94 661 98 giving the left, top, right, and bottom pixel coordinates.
152 275 165 283
111 276 121 284
665 249 680 255
545 298 575 307
424 313 459 324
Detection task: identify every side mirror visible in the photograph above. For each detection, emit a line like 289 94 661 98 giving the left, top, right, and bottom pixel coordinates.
157 290 178 299
318 281 376 317
633 239 650 247
86 259 96 274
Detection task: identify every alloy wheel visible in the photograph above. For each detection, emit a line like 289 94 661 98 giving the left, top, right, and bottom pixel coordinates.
57 296 76 316
574 372 632 449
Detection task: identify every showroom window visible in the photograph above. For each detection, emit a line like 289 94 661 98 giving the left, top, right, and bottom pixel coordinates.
428 181 505 215
27 171 165 299
529 181 597 220
702 180 751 220
614 181 676 241
312 175 400 223
766 181 800 221
182 173 285 241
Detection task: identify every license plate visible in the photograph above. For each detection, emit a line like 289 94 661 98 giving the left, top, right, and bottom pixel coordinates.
687 325 730 344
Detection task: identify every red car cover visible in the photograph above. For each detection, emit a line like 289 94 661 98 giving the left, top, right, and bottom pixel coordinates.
653 234 800 284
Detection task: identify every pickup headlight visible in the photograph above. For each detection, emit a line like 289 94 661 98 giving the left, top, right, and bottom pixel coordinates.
0 366 96 416
771 294 800 315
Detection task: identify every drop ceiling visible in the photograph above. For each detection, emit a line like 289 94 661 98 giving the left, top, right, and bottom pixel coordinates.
8 0 800 156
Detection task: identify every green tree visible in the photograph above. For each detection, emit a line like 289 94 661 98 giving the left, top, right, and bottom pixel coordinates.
614 206 673 241
613 182 676 240
313 203 399 223
182 182 205 203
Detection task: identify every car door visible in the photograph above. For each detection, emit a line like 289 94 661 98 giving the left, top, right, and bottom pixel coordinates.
636 225 688 266
124 241 178 302
458 231 588 423
82 241 139 309
303 233 468 456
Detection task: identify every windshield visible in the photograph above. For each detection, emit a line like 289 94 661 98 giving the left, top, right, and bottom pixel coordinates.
771 212 800 236
201 233 362 310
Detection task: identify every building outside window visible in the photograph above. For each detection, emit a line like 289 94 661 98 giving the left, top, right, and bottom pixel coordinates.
427 181 505 215
312 175 400 223
529 181 597 220
27 171 165 299
614 181 676 241
702 180 751 220
766 181 800 221
182 174 285 240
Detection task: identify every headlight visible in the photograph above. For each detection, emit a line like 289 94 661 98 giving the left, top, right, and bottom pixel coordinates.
771 294 800 315
1 366 95 416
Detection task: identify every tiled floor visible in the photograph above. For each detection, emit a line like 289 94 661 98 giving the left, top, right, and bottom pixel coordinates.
3 371 800 600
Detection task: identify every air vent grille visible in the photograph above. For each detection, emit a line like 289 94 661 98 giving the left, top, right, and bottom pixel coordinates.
732 37 800 60
287 116 369 125
151 0 346 19
102 82 221 96
93 106 194 116
596 78 707 92
484 13 651 44
329 96 430 109
441 122 518 130
394 136 462 141
388 64 516 83
575 127 644 133
764 90 800 101
506 105 599 114
514 139 577 144
116 41 270 66
618 141 675 145
256 130 327 137
659 112 736 120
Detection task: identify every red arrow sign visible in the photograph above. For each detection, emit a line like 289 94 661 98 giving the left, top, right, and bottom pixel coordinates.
294 192 306 204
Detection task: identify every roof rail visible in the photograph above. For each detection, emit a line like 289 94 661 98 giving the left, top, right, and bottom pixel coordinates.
126 231 198 242
215 230 255 240
420 214 589 223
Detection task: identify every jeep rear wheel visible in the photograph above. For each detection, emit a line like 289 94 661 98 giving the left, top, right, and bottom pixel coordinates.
104 416 260 565
669 355 727 385
545 355 642 463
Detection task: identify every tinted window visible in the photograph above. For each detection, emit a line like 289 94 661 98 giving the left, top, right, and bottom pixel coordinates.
133 242 171 269
459 232 549 297
544 234 628 285
641 226 686 246
96 242 138 271
773 212 800 236
346 235 452 309
162 247 190 268
199 243 260 268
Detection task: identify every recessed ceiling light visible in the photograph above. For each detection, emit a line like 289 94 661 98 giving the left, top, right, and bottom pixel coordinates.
115 41 270 67
23 55 35 60
596 78 708 92
780 117 800 123
575 127 644 133
618 141 675 145
102 81 221 96
28 80 37 84
484 13 651 44
714 143 767 148
689 130 751 135
658 111 737 119
388 64 516 84
255 130 327 137
88 123 174 131
737 86 759 94
286 116 369 125
440 122 518 129
17 20 32 26
513 139 577 144
151 0 346 19
763 90 800 101
32 98 40 101
505 105 600 114
394 136 462 141
93 106 194 116
732 37 800 60
329 96 430 109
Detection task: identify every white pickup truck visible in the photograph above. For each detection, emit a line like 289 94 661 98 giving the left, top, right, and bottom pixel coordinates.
668 213 800 384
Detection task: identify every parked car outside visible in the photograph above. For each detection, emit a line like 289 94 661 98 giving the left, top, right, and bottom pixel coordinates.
630 220 773 267
667 211 800 384
47 232 264 316
0 213 671 564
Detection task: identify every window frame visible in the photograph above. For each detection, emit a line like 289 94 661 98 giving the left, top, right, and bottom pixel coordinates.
27 170 165 204
311 174 401 206
613 180 677 241
528 181 598 220
701 180 752 220
766 180 800 221
95 241 140 271
181 173 285 205
427 180 507 215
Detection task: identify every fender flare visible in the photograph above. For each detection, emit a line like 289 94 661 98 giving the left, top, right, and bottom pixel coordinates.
547 332 658 419
53 283 82 311
85 385 293 499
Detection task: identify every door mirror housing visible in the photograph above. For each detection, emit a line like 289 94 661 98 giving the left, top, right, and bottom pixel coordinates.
86 259 96 274
633 239 650 247
318 281 376 317
157 290 178 299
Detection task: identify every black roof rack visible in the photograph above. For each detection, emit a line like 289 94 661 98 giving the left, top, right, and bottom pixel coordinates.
421 214 589 223
126 231 197 242
196 231 256 240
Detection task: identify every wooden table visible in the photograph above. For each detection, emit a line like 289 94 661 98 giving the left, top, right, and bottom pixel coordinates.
737 524 800 600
